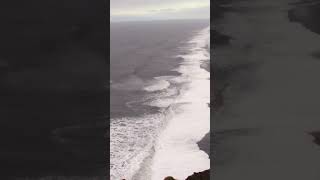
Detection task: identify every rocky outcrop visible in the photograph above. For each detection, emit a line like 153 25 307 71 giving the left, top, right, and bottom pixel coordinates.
163 170 210 180
164 176 176 180
185 170 210 180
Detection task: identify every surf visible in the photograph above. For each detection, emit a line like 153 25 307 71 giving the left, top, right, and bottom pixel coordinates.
110 26 210 180
151 27 210 180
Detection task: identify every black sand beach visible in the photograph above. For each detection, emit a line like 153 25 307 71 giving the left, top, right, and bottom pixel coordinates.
213 0 320 179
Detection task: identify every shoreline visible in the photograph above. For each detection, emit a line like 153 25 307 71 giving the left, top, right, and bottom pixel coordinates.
197 46 211 157
151 27 210 180
110 21 210 180
192 1 232 178
196 0 233 158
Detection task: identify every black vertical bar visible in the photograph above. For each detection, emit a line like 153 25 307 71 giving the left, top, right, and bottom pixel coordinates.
0 0 108 179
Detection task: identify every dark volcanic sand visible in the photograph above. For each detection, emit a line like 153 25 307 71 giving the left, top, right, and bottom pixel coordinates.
213 0 320 179
198 133 210 156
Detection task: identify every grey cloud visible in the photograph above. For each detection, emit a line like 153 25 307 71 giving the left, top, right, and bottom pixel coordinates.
111 6 210 21
148 8 177 13
111 0 209 9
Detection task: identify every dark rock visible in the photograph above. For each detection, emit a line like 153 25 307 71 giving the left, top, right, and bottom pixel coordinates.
164 176 176 180
185 170 210 180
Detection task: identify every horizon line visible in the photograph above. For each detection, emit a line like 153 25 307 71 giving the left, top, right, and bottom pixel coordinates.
110 18 210 23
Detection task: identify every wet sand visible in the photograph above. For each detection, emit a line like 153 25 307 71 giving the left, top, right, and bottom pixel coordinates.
213 0 320 179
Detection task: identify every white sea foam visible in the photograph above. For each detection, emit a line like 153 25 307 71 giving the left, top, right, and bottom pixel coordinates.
112 75 171 92
110 27 210 180
143 79 171 92
143 85 179 108
151 27 210 180
110 112 172 180
145 97 176 108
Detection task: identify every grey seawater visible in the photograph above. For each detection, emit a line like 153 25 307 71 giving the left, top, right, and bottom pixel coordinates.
110 20 209 180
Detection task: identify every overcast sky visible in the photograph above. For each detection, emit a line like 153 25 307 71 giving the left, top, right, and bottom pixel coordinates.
110 0 210 21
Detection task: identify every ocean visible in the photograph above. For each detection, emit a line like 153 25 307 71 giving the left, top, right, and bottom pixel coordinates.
110 20 210 180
